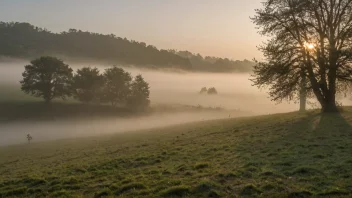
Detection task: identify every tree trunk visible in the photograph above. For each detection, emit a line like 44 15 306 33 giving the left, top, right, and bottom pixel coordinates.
321 99 338 112
299 69 307 112
320 89 338 113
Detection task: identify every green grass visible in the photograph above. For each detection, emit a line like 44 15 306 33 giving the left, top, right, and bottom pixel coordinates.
0 109 352 197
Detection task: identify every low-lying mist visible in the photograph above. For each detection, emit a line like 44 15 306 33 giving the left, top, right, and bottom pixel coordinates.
1 60 351 146
0 60 298 114
0 111 237 146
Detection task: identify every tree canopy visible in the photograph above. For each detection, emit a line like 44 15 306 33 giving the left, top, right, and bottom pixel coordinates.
72 67 104 103
101 67 132 106
20 56 73 103
252 0 352 112
173 50 254 72
21 57 151 109
0 22 253 73
207 87 218 95
128 75 150 110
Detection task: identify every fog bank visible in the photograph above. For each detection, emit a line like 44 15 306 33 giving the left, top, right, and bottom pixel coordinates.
1 60 351 146
0 111 242 146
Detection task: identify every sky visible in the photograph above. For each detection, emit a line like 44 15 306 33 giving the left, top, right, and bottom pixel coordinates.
0 0 264 60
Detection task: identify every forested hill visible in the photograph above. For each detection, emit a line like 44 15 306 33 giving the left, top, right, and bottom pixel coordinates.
0 22 253 72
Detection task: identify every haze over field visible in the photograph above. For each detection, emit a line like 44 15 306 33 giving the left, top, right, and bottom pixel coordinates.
2 60 352 146
0 61 299 114
1 1 352 197
0 60 295 146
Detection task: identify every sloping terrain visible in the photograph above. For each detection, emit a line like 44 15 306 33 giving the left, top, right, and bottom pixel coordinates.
0 109 351 197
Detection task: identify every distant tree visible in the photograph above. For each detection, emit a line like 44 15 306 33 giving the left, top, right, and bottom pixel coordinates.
72 67 104 103
20 56 73 103
128 74 150 109
199 87 208 94
207 87 218 95
26 134 32 144
101 66 132 106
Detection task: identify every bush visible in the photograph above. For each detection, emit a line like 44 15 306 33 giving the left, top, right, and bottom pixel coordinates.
207 87 218 95
199 87 208 94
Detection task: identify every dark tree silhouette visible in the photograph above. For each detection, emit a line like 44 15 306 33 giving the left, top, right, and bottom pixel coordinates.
0 22 254 73
252 0 352 112
207 87 218 95
72 67 104 103
20 56 73 103
199 87 208 94
26 134 32 144
128 74 150 109
102 67 132 106
174 50 254 72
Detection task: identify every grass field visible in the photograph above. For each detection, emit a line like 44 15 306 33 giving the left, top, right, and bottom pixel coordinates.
0 108 351 197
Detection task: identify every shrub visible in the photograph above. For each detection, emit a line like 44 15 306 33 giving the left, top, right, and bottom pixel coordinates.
207 87 218 95
199 87 208 94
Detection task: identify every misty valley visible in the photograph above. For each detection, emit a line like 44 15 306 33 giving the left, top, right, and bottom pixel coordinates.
0 60 297 146
1 1 352 197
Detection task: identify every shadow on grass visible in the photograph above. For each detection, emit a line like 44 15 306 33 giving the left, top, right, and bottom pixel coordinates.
235 111 352 196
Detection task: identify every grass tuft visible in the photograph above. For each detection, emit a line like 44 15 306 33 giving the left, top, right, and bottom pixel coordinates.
94 188 111 198
287 191 312 198
0 187 27 197
194 162 209 170
160 185 190 197
240 184 262 196
117 183 147 194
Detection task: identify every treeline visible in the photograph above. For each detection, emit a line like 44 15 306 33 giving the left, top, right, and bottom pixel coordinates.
171 50 254 72
0 22 253 72
21 56 150 110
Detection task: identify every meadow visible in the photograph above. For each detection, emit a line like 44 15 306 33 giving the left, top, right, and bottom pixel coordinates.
0 109 352 197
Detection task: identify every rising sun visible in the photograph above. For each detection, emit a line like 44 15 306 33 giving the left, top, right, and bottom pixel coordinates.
304 42 315 50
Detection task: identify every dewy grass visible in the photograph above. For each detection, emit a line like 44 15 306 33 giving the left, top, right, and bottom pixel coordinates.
0 109 352 197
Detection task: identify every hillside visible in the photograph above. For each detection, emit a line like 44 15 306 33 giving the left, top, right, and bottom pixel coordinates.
0 22 253 73
0 110 351 197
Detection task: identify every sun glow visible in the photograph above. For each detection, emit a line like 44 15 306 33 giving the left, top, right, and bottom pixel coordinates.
304 42 315 50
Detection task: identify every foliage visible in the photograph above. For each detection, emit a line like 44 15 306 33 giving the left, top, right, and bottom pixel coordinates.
26 134 32 144
251 0 352 112
0 22 254 72
173 50 254 72
71 67 104 103
207 87 218 95
127 75 150 110
199 87 207 94
20 56 73 103
101 66 132 106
